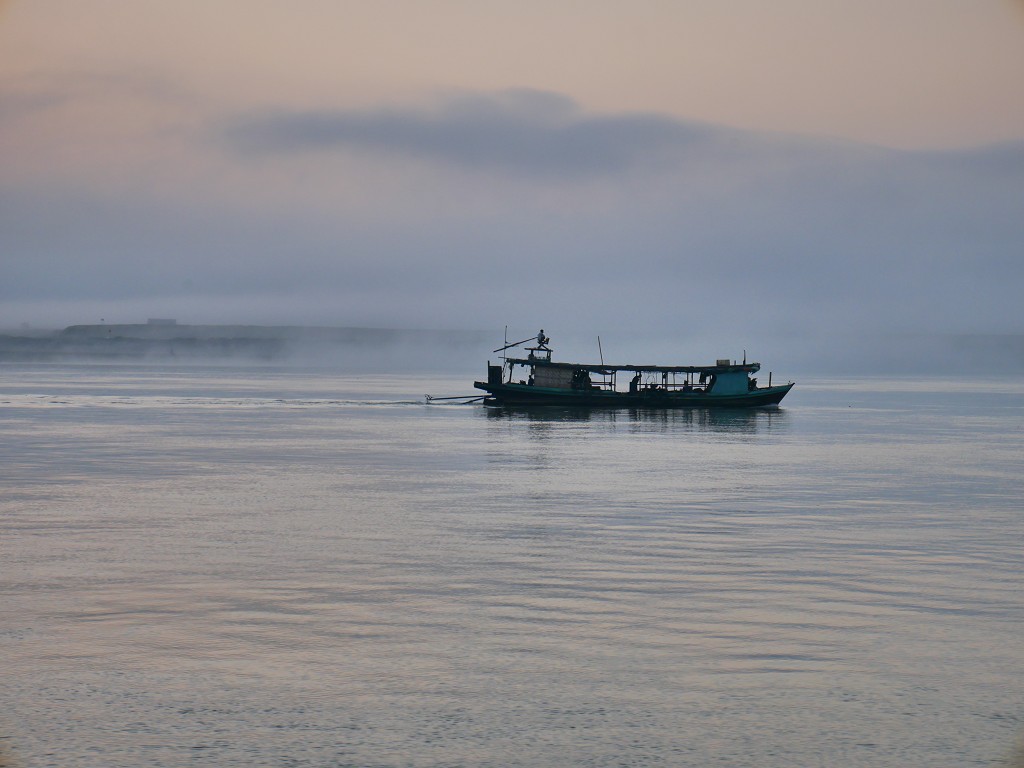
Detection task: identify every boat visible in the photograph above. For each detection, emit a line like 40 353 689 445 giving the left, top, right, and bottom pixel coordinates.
473 331 794 408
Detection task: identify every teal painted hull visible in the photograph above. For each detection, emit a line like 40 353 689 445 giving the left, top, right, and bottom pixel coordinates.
473 381 794 408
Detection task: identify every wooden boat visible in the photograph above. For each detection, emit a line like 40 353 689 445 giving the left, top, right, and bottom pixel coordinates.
473 331 793 408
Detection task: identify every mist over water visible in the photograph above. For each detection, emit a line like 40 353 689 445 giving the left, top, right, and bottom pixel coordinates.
4 323 1024 380
2 363 1022 767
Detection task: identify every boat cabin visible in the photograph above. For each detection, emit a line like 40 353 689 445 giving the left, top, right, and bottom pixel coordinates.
489 354 762 396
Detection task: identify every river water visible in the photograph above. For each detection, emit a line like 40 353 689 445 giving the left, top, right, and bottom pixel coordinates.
1 364 1022 767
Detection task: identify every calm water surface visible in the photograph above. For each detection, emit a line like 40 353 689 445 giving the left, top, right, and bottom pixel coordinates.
1 364 1022 767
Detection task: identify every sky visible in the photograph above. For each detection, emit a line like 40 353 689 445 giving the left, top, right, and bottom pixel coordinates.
2 0 1023 350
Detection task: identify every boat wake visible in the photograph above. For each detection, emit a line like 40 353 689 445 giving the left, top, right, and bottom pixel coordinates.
0 394 427 409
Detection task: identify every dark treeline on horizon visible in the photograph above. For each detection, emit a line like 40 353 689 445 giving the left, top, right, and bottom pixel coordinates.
1 323 1023 375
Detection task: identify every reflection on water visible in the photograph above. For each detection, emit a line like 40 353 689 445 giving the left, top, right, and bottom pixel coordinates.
1 366 1023 768
484 404 788 434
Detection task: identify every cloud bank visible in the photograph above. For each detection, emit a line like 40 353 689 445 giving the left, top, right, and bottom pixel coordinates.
227 89 718 178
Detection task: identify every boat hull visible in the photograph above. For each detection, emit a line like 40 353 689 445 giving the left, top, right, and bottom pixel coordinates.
473 381 794 408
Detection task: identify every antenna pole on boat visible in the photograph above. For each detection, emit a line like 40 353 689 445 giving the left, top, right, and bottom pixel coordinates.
598 336 604 366
493 335 538 354
743 349 746 365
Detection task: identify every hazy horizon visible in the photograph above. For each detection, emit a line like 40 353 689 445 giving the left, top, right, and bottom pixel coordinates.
3 320 1024 378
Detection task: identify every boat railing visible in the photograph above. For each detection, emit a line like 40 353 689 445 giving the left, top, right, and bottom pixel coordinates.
579 377 716 394
640 383 710 393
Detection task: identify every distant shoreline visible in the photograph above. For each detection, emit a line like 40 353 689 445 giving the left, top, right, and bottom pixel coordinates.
0 323 490 364
2 324 1023 374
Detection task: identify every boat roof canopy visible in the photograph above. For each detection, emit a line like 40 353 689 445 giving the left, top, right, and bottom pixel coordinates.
504 357 760 375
